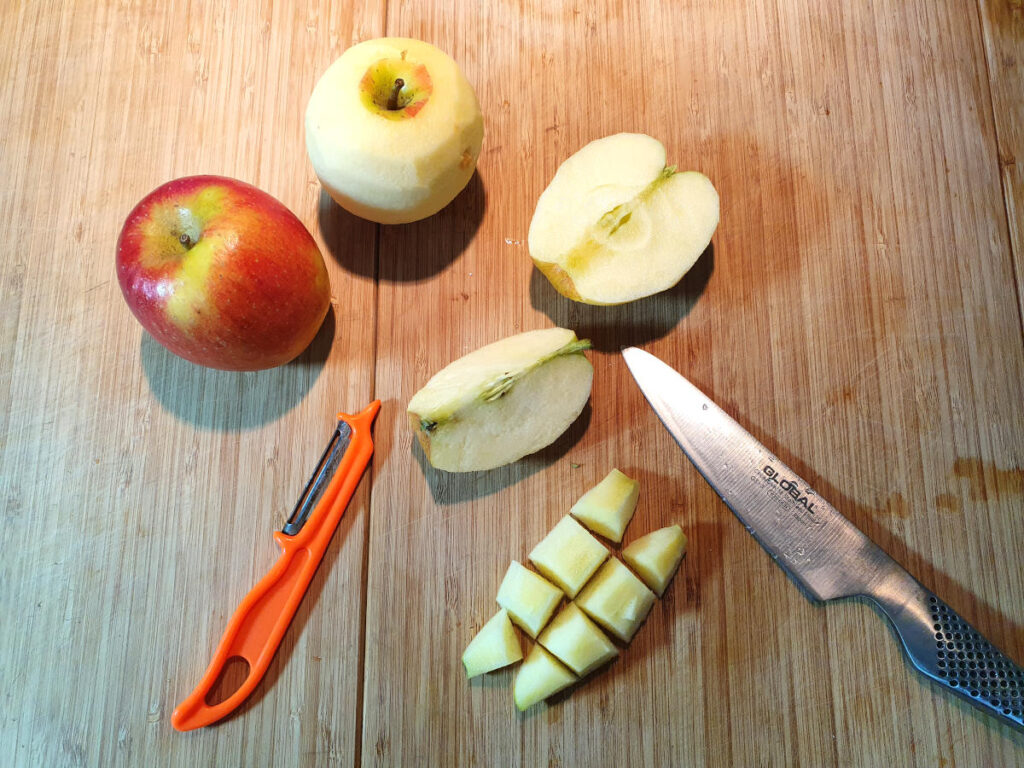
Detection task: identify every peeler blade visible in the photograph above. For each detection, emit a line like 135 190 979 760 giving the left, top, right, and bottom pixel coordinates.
282 420 352 536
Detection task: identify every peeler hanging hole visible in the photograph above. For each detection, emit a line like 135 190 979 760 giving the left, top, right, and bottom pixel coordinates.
205 656 251 707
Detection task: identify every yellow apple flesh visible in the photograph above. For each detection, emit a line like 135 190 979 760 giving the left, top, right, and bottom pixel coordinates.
305 37 483 224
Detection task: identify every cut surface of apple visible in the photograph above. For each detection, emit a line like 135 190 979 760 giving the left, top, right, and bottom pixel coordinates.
528 516 608 598
513 644 577 711
495 561 563 638
570 468 639 543
575 557 656 643
622 524 688 597
528 133 719 305
538 603 618 677
407 328 593 472
462 609 523 678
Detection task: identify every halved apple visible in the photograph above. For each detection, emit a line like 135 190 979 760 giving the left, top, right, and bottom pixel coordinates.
495 561 563 638
462 609 523 678
622 524 688 597
528 133 719 305
407 328 593 472
513 644 577 711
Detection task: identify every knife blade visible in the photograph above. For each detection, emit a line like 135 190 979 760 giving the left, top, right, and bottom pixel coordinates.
622 346 1023 733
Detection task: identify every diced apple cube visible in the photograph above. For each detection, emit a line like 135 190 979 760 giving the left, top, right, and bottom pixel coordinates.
570 468 639 543
528 516 608 598
538 603 618 676
496 561 563 638
622 524 688 597
575 557 656 642
513 643 577 711
462 609 523 678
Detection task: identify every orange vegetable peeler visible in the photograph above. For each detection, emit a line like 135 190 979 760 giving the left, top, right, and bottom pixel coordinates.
171 400 381 732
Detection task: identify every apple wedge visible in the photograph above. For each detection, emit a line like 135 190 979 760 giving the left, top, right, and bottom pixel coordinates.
513 644 577 711
538 603 618 677
528 133 719 305
575 557 656 643
570 468 639 544
495 561 563 638
528 515 608 599
407 328 593 471
622 524 688 597
462 609 523 678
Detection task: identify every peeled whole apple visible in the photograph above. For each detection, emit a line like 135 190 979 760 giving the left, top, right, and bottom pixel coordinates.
407 328 593 472
305 37 484 224
116 175 331 371
528 133 719 305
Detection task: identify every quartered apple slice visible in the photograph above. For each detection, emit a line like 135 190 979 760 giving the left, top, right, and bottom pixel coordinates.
528 133 719 305
407 327 593 472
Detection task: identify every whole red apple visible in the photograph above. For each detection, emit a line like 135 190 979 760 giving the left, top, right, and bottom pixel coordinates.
116 175 331 370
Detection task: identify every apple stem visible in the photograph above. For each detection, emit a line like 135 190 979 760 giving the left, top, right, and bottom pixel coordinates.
386 78 405 110
178 232 194 249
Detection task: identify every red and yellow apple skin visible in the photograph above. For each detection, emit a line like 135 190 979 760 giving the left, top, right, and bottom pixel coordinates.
116 175 331 371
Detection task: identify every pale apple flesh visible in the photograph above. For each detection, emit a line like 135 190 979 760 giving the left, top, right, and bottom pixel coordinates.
537 603 618 677
116 175 330 370
570 468 640 544
575 557 656 643
528 133 719 305
622 525 688 597
528 516 608 599
305 37 484 224
513 644 577 711
495 561 564 639
462 609 523 678
407 328 593 472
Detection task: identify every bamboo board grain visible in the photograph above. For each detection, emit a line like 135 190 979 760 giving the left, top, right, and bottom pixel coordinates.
1 1 1023 767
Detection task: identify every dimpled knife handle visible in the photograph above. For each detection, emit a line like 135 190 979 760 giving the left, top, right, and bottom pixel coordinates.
873 578 1023 733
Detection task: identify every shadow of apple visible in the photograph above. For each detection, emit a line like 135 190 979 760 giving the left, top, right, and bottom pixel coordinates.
141 306 334 431
529 243 714 352
318 171 487 282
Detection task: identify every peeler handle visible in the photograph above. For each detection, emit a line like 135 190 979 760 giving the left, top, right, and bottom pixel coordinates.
171 401 380 732
868 574 1024 733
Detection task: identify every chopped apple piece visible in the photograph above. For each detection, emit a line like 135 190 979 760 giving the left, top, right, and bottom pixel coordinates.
528 516 608 598
570 468 639 543
513 644 577 711
538 603 618 676
407 328 593 471
622 524 688 597
575 558 656 643
496 561 563 638
462 609 523 678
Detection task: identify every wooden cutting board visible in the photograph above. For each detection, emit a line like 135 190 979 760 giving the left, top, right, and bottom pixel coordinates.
2 1 1022 765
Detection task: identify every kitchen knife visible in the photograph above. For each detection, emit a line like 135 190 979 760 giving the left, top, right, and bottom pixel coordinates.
622 346 1023 732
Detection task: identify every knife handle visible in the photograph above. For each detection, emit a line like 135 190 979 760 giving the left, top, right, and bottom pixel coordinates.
869 579 1023 732
170 401 380 732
